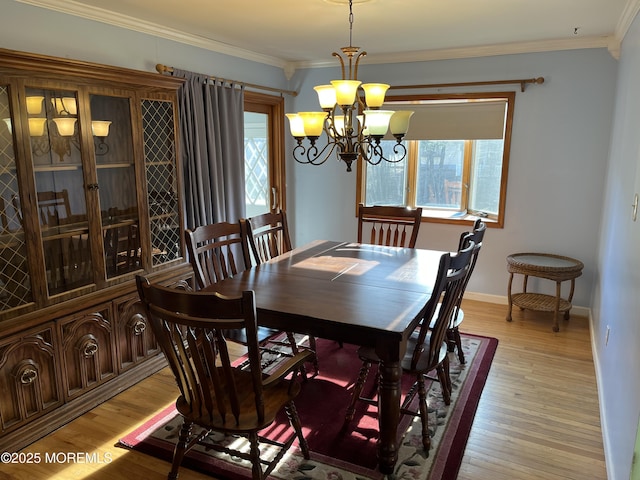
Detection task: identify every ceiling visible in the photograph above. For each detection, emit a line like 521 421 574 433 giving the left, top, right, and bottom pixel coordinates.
19 0 639 70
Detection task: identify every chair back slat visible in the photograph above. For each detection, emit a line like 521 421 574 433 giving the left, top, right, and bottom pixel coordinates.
185 221 252 290
407 241 474 371
358 204 423 248
136 276 265 425
246 210 292 264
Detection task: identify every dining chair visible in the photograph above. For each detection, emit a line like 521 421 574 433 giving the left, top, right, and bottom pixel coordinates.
246 210 319 376
185 221 303 362
438 219 486 363
342 239 475 454
136 276 312 480
245 210 292 264
357 203 423 248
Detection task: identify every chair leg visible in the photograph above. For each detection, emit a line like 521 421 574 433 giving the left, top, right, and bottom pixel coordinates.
169 420 192 480
343 360 372 429
436 360 451 406
308 335 319 376
446 328 456 353
248 431 264 480
416 374 431 453
285 331 308 379
453 326 465 364
286 401 310 459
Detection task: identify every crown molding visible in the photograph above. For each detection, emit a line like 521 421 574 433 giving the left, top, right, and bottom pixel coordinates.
18 0 632 75
16 0 290 70
616 0 640 44
290 35 618 71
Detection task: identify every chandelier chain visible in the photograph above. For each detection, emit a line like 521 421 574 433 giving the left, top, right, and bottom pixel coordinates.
348 0 354 47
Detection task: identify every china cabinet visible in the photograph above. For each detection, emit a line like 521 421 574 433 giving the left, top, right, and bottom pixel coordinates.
0 48 190 451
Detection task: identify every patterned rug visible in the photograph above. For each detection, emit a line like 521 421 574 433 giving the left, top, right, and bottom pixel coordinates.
118 333 497 480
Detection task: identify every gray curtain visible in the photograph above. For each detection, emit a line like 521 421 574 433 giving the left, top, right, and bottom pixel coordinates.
171 69 245 228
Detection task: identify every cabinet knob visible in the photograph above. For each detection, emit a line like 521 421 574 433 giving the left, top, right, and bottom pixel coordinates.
20 368 38 385
83 341 98 357
133 319 146 335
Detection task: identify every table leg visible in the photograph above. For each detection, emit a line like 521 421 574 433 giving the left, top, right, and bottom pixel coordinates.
506 272 514 322
553 281 561 332
377 358 402 474
565 279 576 320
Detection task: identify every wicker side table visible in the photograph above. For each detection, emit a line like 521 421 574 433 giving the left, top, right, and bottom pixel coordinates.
506 253 584 332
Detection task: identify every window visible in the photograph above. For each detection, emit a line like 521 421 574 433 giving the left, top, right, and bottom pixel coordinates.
244 91 286 217
357 92 514 227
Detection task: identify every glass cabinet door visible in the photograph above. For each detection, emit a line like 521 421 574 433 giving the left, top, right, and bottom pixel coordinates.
142 99 180 266
0 84 32 311
25 87 93 296
90 93 141 278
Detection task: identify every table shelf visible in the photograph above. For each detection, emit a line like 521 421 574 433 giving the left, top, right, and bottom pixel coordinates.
511 292 572 313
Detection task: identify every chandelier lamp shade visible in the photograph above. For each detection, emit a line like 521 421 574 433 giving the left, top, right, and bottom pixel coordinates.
286 0 413 172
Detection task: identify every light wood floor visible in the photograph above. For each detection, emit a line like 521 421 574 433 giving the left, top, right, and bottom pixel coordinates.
0 300 606 479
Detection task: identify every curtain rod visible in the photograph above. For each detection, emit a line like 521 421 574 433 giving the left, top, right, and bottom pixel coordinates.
155 63 298 97
389 77 545 93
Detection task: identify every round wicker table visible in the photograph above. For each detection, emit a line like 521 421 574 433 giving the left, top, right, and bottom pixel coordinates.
506 253 584 332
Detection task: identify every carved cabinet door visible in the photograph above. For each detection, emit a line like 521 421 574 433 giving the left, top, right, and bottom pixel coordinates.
114 293 160 372
58 303 117 400
0 323 62 435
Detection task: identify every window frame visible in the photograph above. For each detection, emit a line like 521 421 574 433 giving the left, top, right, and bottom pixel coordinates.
244 91 287 213
356 91 515 228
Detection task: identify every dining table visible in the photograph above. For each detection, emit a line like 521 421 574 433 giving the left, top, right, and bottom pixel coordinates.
208 239 444 474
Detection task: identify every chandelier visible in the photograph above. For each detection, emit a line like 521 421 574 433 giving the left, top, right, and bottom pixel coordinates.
286 0 413 172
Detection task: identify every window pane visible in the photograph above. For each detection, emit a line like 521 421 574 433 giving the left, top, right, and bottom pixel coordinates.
244 112 269 217
365 140 407 206
416 140 465 209
469 139 503 215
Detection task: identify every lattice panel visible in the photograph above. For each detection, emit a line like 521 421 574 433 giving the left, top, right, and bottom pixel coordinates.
1 86 33 310
141 99 180 265
244 137 268 207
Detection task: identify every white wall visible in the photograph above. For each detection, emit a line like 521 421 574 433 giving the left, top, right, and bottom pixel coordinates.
594 11 640 480
287 49 618 309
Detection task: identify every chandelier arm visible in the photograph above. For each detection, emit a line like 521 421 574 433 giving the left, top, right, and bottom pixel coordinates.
292 140 340 166
353 51 366 82
332 52 346 80
359 140 408 166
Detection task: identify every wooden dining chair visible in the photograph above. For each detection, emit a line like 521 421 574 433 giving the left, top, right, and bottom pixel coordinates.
343 240 475 454
246 210 319 376
185 221 302 359
357 203 423 248
438 219 486 363
136 276 312 480
245 210 292 264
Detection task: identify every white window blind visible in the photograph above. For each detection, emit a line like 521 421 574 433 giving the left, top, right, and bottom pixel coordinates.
384 100 507 140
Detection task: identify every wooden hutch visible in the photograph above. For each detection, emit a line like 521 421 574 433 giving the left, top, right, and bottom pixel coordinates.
0 48 190 451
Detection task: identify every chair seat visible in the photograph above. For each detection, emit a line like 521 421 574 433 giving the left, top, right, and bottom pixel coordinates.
176 367 301 433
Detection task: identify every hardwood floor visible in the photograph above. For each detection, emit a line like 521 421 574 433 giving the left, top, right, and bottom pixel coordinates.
0 299 606 479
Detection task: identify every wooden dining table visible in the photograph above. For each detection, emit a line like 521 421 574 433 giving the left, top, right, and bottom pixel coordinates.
209 239 444 474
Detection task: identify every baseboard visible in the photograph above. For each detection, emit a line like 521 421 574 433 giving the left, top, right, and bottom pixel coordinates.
588 310 614 480
464 291 591 318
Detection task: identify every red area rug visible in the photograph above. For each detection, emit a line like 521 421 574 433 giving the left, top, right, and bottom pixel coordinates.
118 333 497 480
